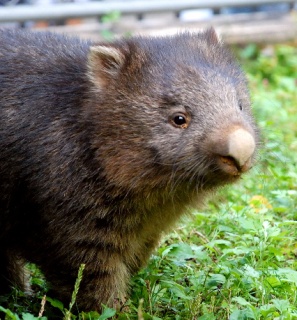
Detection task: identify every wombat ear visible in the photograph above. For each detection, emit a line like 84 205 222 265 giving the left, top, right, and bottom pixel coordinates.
88 45 125 87
205 27 221 44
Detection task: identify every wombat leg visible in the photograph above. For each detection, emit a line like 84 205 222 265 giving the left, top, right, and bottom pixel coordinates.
77 267 129 312
45 260 129 312
0 249 30 296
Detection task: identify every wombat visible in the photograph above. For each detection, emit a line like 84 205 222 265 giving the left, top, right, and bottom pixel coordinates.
0 28 258 311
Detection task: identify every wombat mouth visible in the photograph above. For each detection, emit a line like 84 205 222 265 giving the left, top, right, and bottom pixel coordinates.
218 155 253 177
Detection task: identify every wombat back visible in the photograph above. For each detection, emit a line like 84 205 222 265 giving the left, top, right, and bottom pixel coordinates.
0 28 259 311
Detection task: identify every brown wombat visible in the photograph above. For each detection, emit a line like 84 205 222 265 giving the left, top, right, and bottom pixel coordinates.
0 28 259 311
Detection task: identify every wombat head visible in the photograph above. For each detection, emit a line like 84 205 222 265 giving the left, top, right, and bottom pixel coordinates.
87 29 259 195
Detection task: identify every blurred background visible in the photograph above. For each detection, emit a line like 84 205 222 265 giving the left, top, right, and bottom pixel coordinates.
0 0 296 44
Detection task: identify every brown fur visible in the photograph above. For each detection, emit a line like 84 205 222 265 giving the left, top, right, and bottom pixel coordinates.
0 28 259 311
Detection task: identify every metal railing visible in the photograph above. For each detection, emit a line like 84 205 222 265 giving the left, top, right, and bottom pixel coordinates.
0 0 295 23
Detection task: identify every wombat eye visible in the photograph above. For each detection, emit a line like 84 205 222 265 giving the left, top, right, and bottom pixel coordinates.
239 102 243 111
170 113 189 129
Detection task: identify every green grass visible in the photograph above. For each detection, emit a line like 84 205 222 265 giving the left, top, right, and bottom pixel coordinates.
1 43 297 319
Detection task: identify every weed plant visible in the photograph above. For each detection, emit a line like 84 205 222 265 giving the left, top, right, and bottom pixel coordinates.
0 43 296 319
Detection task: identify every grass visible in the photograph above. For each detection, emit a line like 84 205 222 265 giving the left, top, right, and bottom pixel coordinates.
1 43 297 319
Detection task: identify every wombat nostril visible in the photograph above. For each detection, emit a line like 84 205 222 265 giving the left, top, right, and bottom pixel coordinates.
218 155 241 176
220 155 237 167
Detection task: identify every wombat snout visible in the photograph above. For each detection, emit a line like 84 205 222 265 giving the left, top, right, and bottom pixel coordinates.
212 127 256 176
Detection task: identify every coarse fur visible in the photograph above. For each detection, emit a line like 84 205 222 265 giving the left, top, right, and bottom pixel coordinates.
0 28 259 311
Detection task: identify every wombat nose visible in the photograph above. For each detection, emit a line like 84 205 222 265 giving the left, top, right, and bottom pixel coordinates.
217 128 255 176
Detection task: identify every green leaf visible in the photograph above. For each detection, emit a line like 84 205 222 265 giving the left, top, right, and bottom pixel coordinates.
0 306 21 320
265 276 282 288
198 314 216 320
207 274 226 287
161 280 191 300
275 268 297 285
260 304 276 317
230 308 256 320
46 297 64 311
271 299 290 313
232 297 251 306
165 243 195 260
22 313 46 320
98 307 116 320
242 265 260 279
